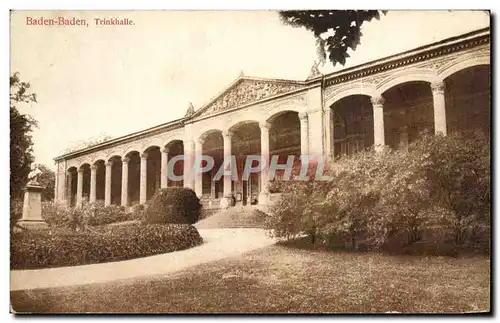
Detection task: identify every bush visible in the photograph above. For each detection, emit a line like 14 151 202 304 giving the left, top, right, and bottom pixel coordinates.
130 204 145 221
144 188 201 225
42 201 86 231
266 133 490 256
42 202 135 229
11 223 203 269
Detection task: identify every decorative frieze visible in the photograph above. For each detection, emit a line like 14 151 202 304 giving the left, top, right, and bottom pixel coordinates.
200 79 306 117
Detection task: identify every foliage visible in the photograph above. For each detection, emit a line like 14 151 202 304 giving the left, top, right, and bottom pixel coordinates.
86 203 130 226
144 188 201 225
11 223 203 269
266 133 490 255
130 204 146 221
279 10 386 66
413 132 491 251
42 201 87 231
10 72 38 199
42 201 137 228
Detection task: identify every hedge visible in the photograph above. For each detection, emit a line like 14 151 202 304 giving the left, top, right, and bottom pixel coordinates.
11 223 203 270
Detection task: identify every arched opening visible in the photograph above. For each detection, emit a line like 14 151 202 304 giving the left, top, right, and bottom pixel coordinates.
201 131 224 203
231 122 261 206
79 163 91 205
165 140 184 188
126 151 141 205
109 156 122 205
330 95 374 157
66 167 77 207
444 65 490 136
268 111 301 184
382 81 434 149
145 146 161 201
94 160 106 204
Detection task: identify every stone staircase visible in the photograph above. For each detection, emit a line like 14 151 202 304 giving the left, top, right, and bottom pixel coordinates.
195 205 267 229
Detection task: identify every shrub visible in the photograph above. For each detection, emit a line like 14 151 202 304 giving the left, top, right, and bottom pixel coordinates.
42 201 86 231
11 223 203 269
85 204 130 226
266 133 490 256
130 204 145 221
144 187 201 225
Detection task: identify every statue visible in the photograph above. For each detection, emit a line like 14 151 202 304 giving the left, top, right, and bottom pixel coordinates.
18 164 48 230
307 60 322 79
27 165 42 185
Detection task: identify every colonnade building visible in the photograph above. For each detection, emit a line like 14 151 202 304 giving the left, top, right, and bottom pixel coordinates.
54 28 490 209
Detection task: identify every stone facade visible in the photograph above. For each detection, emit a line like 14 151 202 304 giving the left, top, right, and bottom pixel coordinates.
54 28 490 209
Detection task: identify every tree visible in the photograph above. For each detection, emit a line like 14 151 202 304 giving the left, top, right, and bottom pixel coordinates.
35 164 56 201
10 72 37 199
279 10 386 66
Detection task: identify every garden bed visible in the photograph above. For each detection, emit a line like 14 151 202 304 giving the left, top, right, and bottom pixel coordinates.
11 223 203 270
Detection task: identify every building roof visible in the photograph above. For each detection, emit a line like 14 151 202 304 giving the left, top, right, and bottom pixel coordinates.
54 27 489 162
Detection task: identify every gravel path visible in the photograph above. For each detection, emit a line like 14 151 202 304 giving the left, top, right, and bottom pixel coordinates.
10 228 275 291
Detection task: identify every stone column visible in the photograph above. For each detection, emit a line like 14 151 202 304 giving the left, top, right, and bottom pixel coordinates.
183 140 195 189
220 130 233 208
371 96 386 152
76 168 84 208
299 112 310 156
104 161 112 206
431 81 447 136
326 108 334 159
194 137 204 198
121 157 129 207
161 147 169 189
140 153 148 204
90 164 97 204
259 122 270 205
66 171 73 206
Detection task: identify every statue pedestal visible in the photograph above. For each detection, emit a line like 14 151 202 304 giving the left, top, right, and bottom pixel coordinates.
17 183 48 230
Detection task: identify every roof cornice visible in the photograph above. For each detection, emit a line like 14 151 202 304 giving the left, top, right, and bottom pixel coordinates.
309 27 490 87
54 27 489 162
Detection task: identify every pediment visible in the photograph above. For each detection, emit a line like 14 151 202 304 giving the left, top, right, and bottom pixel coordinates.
193 77 306 118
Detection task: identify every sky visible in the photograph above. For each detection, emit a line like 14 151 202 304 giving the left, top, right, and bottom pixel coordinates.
10 10 489 169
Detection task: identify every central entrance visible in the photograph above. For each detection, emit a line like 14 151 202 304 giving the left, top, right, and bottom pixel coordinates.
231 122 261 207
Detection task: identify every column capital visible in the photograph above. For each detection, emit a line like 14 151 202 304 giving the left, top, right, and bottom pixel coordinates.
259 121 271 130
106 161 113 167
196 137 205 146
90 164 98 170
162 147 170 154
122 157 130 164
77 167 84 173
223 129 233 138
371 95 385 107
431 81 445 93
140 152 148 159
298 111 308 121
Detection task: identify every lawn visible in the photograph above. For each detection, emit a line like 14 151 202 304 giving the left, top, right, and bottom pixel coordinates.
11 241 490 314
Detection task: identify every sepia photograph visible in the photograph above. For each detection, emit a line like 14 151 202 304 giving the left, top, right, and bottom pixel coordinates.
9 9 491 314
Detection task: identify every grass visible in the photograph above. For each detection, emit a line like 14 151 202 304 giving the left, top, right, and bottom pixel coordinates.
11 241 490 314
